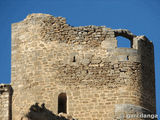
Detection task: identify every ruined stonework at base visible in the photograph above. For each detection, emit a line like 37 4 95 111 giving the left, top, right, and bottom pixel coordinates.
0 13 156 120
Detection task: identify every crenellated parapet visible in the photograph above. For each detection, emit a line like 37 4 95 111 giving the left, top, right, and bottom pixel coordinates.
12 14 154 64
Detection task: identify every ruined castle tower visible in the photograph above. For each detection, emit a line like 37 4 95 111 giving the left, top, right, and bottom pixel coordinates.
0 13 156 120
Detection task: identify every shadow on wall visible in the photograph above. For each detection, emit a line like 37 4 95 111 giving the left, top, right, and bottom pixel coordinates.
22 103 75 120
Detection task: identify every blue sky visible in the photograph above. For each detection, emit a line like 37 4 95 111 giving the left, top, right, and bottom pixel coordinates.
0 0 159 118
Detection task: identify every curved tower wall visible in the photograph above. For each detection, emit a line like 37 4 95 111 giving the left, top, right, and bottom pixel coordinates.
11 14 156 120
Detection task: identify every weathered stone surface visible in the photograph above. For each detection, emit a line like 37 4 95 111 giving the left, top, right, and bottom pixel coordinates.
0 84 13 120
0 13 156 120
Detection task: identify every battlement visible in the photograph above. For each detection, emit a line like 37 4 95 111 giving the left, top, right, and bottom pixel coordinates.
12 13 152 48
11 13 154 65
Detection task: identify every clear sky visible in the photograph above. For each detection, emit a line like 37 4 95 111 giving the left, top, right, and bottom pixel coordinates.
0 0 159 118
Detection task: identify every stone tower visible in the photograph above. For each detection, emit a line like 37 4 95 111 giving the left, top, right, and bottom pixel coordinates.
4 13 156 120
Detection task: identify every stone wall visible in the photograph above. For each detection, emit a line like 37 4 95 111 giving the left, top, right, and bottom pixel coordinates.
0 84 12 120
11 13 156 120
